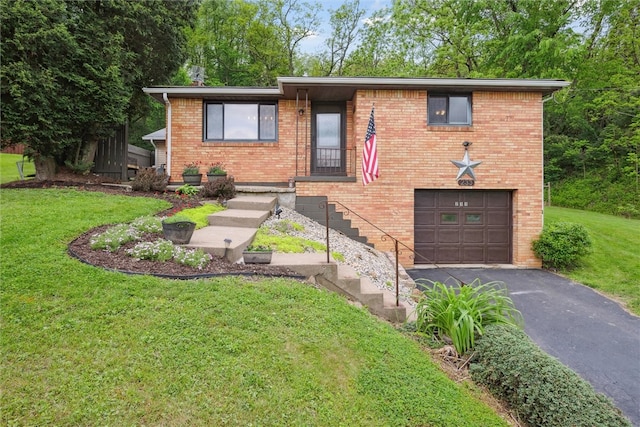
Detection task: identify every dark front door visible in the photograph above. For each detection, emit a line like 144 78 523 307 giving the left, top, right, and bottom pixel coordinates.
311 103 346 175
414 190 512 264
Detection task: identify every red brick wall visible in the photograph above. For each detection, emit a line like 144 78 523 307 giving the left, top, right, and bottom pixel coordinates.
296 89 544 267
168 89 544 267
169 98 298 183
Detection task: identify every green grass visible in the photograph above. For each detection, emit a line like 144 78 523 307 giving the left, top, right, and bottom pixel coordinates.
0 188 508 426
254 224 345 261
545 206 640 315
0 153 35 184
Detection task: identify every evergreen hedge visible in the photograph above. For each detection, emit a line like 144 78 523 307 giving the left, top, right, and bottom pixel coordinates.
469 324 631 427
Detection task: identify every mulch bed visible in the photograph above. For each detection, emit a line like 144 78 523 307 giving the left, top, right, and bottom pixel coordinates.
4 171 301 279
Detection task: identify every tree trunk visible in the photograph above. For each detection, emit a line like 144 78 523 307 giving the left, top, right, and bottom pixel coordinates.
34 155 57 181
78 137 99 166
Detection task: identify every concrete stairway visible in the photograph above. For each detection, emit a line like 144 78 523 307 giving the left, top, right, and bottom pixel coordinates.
271 253 409 323
295 196 369 245
185 195 276 262
185 195 410 323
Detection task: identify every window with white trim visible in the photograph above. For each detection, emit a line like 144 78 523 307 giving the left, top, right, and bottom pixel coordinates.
204 102 277 141
428 94 472 125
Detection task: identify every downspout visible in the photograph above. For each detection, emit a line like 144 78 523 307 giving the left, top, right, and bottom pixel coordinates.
162 93 172 177
540 93 555 226
148 139 158 166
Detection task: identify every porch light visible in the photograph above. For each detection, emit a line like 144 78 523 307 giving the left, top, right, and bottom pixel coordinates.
298 108 305 116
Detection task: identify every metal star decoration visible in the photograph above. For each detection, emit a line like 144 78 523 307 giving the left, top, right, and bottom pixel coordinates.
451 150 482 180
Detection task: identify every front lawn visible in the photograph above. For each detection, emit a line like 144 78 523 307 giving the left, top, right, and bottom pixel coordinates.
0 188 508 426
544 206 640 315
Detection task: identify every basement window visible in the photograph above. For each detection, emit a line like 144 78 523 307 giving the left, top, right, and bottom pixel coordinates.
428 94 472 126
204 102 277 141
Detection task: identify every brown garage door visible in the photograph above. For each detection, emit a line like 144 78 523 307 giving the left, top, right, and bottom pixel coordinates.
414 190 512 264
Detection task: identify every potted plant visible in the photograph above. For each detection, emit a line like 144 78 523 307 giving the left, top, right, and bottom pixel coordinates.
182 162 202 185
242 244 273 264
162 214 196 244
207 162 227 182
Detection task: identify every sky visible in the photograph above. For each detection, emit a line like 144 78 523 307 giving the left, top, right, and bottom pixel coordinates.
298 0 392 53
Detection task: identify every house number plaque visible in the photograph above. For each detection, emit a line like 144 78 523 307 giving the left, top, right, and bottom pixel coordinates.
458 179 475 186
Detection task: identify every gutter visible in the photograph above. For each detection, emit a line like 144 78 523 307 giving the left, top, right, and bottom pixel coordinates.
162 93 171 177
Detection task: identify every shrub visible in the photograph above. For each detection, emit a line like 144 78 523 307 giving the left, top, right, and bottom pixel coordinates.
414 279 523 355
131 168 168 192
470 324 631 427
201 177 236 201
532 222 592 269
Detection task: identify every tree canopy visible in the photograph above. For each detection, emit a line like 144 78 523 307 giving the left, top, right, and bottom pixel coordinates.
1 0 196 178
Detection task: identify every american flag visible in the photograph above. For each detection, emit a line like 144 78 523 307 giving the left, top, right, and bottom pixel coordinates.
362 107 379 185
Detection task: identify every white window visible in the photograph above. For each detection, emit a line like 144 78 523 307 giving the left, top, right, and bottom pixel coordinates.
204 102 277 141
428 94 472 125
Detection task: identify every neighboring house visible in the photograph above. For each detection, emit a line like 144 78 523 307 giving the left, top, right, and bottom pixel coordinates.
143 77 569 268
141 127 167 170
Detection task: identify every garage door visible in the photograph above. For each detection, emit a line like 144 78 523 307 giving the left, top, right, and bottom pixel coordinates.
414 190 512 264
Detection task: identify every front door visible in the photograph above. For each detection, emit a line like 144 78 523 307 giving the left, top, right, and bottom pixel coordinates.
311 103 346 175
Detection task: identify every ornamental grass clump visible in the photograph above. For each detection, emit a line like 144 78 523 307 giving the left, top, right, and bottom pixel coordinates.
415 279 523 356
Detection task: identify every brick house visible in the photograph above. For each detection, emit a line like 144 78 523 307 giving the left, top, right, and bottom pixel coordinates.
143 77 569 268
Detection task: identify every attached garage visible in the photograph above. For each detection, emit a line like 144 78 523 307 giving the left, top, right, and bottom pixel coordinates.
414 190 512 264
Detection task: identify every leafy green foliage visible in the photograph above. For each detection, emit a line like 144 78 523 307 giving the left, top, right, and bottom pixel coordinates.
470 324 632 427
130 168 168 192
548 177 639 219
252 224 343 261
532 222 592 269
1 189 507 426
175 184 199 197
1 0 197 174
415 280 523 355
200 177 236 201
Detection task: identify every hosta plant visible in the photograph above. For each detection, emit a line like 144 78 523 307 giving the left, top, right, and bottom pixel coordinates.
415 279 523 356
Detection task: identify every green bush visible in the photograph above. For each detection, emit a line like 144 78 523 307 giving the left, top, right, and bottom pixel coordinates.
131 167 168 192
532 222 592 269
201 177 236 201
470 324 631 427
175 184 199 196
414 279 523 355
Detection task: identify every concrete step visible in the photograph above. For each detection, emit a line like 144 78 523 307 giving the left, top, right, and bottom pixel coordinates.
336 264 362 295
208 209 270 228
227 195 277 212
185 226 257 262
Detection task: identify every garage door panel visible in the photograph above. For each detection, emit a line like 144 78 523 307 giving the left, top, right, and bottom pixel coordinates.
463 247 485 263
463 229 484 243
488 229 509 243
415 190 511 264
487 211 509 226
438 247 461 263
414 228 435 243
438 228 460 243
487 247 510 263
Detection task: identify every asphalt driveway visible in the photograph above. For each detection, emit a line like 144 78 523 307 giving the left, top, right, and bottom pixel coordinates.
406 267 640 426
